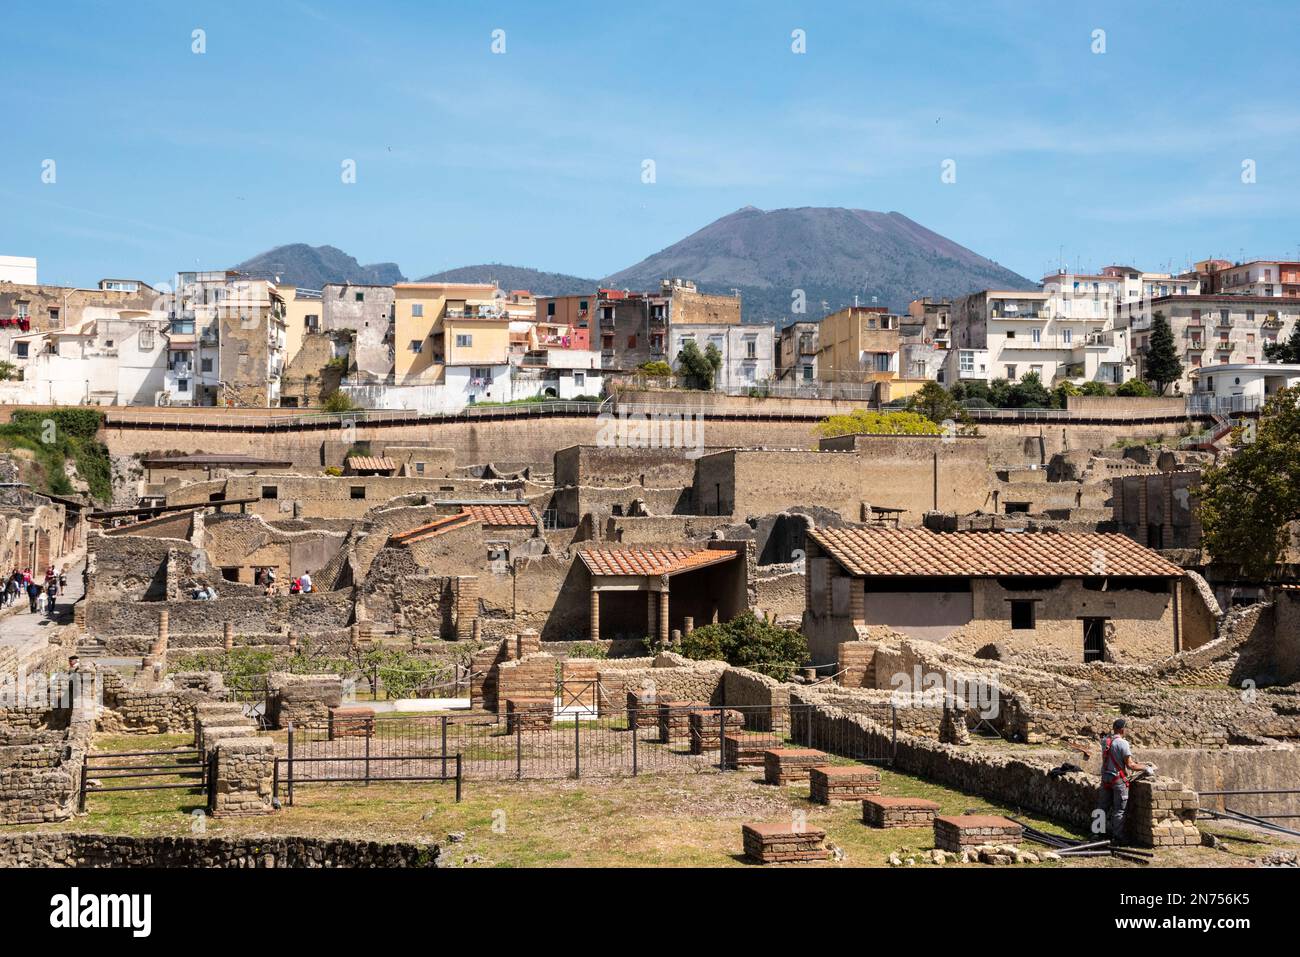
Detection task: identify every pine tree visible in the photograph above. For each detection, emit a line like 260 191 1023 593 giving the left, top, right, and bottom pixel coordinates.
1143 315 1183 395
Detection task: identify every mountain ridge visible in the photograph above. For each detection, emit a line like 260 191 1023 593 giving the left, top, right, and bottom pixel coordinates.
234 208 1035 318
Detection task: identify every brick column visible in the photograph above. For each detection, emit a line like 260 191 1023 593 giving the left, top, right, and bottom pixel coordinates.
211 738 276 817
658 588 670 646
223 622 234 652
849 582 865 625
589 589 600 643
646 591 657 639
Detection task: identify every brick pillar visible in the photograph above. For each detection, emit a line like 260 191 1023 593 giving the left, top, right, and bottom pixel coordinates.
1161 475 1175 546
223 622 234 652
658 589 670 646
646 592 656 639
849 582 865 625
589 589 600 643
683 616 694 635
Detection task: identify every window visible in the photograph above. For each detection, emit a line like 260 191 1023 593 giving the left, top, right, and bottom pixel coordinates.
959 352 974 373
105 339 115 348
574 372 585 387
579 300 588 311
1005 364 1017 379
15 342 28 359
874 353 891 372
1010 600 1036 630
1031 328 1040 343
411 304 423 318
409 340 424 353
456 334 472 348
802 364 813 380
1062 328 1072 344
350 486 366 500
305 314 319 331
139 329 154 350
177 378 190 392
627 335 637 348
49 308 60 324
471 366 492 380
414 462 425 475
355 292 364 302
746 338 757 358
547 302 556 316
261 485 278 500
201 358 213 372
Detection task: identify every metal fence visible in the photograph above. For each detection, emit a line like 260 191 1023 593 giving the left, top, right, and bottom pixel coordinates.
276 704 895 788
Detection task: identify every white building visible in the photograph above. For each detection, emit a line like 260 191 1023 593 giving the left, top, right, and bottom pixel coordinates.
511 348 602 400
1190 362 1300 413
0 256 38 285
668 322 776 389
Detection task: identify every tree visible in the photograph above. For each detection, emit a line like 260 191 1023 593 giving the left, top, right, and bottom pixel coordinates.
1006 371 1051 408
637 360 673 377
1201 386 1300 578
814 408 944 438
676 340 722 389
906 381 962 425
1116 378 1155 397
322 390 358 413
1264 327 1300 364
1080 380 1110 396
677 612 808 681
1052 379 1081 410
1143 315 1183 395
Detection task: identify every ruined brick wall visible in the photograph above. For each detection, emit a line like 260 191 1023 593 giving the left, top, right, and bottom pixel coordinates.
265 673 343 729
86 590 354 641
495 654 556 707
0 717 92 825
817 434 994 519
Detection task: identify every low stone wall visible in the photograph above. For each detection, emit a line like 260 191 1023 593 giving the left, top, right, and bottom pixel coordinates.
86 591 355 639
788 688 1198 846
0 833 440 867
211 738 276 817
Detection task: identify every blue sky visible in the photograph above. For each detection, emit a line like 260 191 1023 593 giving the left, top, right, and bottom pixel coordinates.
3 0 1299 289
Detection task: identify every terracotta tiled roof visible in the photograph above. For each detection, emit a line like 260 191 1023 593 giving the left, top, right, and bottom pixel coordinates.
461 503 537 527
579 546 738 578
347 456 397 473
388 512 476 545
807 527 1183 578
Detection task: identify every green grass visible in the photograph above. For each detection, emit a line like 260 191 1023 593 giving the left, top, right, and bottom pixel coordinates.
32 730 1291 868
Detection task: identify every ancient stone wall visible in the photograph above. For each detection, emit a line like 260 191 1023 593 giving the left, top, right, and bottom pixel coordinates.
0 833 439 867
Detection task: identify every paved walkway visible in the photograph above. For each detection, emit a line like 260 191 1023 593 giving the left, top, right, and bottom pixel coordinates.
0 555 85 669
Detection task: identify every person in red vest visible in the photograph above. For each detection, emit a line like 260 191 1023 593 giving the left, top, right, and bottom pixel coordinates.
1096 718 1152 844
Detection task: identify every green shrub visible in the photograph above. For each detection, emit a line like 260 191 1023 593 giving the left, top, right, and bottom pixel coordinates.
677 613 807 681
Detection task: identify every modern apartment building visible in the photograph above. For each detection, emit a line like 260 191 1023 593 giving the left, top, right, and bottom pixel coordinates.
1117 294 1300 394
776 320 820 384
815 306 900 383
392 282 501 384
668 321 775 389
950 288 1131 386
1200 259 1300 299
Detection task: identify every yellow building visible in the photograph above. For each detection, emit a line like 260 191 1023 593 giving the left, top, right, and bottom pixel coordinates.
392 282 500 382
816 307 901 384
277 285 324 368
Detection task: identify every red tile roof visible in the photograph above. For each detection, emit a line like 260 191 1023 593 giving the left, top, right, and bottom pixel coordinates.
388 512 476 545
579 546 739 578
461 503 537 527
807 527 1183 578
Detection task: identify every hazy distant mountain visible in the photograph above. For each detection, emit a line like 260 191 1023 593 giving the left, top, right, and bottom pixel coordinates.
417 264 596 297
235 209 1032 319
603 206 1035 322
232 244 405 289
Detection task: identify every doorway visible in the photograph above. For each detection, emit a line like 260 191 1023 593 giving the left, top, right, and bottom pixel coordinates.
1082 617 1108 663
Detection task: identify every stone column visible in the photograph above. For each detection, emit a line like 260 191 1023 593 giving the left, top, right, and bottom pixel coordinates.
647 591 657 640
683 616 694 635
589 589 600 643
223 622 234 652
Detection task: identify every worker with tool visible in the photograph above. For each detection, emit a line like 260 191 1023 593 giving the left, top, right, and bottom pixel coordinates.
1097 718 1153 844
